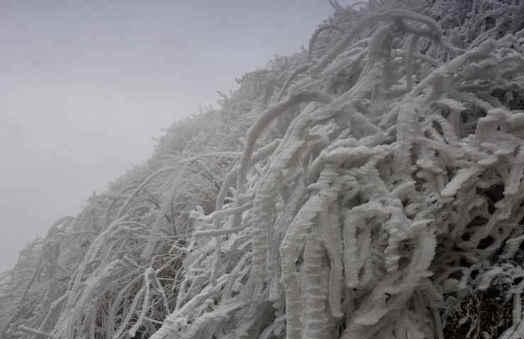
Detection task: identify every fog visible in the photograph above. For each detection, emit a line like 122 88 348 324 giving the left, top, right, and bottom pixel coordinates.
0 0 332 272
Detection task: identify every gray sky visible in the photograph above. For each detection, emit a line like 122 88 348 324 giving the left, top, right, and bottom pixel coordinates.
0 0 333 271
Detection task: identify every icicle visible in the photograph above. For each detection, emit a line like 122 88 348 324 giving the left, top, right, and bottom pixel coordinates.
321 198 344 319
406 35 420 91
302 234 331 339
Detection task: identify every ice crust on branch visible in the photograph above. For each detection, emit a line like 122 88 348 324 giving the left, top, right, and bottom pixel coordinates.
3 1 524 339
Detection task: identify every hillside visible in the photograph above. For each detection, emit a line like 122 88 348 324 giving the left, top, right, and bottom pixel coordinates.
2 0 524 338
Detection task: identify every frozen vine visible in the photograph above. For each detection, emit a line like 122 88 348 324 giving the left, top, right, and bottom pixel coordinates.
2 1 524 339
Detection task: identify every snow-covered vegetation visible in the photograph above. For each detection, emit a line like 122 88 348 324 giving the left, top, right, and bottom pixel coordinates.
2 0 524 338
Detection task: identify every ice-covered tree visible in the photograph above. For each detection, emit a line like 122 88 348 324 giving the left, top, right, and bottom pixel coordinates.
2 1 524 338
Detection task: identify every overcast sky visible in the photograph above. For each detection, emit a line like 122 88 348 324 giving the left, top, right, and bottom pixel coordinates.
0 0 334 272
